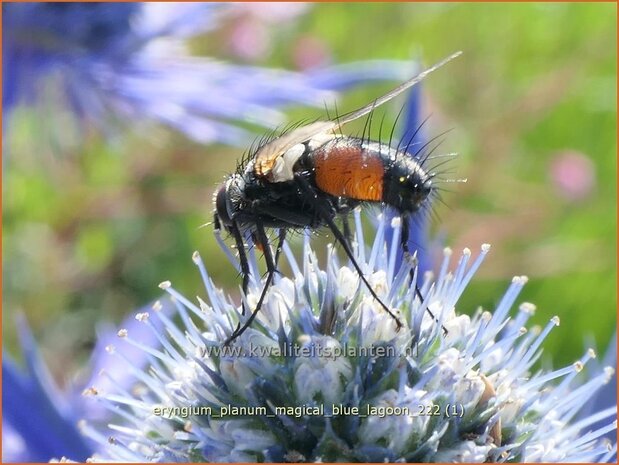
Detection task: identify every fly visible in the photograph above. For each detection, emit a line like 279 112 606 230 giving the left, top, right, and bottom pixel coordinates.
214 51 462 344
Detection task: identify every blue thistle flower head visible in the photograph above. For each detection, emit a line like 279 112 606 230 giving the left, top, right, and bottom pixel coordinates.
5 3 138 54
3 3 138 110
80 211 617 462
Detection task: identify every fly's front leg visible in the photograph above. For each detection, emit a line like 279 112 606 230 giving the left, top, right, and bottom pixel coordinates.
225 222 285 345
214 213 250 317
230 221 251 303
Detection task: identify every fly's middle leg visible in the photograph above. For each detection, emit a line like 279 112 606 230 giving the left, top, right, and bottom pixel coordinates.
295 173 403 330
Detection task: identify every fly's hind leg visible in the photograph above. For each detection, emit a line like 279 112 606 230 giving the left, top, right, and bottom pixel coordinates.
342 213 353 250
225 224 286 345
336 198 357 251
294 174 403 330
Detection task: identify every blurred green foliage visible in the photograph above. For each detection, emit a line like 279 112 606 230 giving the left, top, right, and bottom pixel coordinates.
3 3 616 380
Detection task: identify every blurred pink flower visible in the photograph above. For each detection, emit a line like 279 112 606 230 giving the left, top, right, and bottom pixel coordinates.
227 3 311 62
240 2 310 22
550 150 596 201
293 35 332 70
228 16 270 61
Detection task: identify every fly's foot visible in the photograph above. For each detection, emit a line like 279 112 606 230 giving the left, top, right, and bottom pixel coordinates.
224 322 242 346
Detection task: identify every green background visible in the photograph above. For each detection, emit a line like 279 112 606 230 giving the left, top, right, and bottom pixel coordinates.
3 3 616 382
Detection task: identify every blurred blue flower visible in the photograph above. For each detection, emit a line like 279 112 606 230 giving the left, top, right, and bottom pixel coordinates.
582 333 618 459
2 302 175 463
3 2 416 147
3 316 91 462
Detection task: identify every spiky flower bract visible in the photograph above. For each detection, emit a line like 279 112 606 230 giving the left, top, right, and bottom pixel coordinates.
82 212 616 462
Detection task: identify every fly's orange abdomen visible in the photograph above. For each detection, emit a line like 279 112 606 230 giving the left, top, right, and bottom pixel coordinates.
312 143 384 201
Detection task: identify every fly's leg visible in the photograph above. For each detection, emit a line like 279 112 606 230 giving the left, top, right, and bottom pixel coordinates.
230 221 251 307
213 213 251 312
295 174 403 330
400 216 417 286
400 216 447 334
225 226 286 345
273 228 286 265
251 229 285 283
342 214 353 249
336 198 357 250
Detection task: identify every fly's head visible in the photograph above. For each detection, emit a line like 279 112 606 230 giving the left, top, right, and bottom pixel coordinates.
213 174 246 231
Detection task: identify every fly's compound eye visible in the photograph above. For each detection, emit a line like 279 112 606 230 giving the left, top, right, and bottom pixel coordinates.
214 184 232 227
215 175 245 227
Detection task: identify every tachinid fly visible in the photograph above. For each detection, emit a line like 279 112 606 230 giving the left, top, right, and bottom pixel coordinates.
214 51 462 344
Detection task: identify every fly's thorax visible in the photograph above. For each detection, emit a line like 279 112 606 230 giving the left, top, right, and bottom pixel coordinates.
268 143 305 183
262 132 337 183
382 153 432 214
